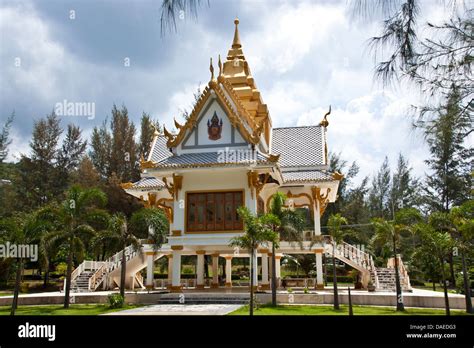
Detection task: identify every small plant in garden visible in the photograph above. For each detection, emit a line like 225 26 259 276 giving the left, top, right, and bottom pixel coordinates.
303 287 309 294
108 293 124 308
287 287 293 293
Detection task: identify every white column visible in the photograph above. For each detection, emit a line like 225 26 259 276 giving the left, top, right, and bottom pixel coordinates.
251 252 258 288
146 252 154 289
225 256 232 287
315 251 324 289
196 251 205 289
171 250 181 291
167 254 173 287
211 254 219 288
314 200 321 236
275 255 281 283
261 251 269 289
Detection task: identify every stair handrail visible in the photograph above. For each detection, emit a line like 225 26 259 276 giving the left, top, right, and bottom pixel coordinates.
324 235 374 272
88 262 108 290
106 241 145 272
387 255 412 290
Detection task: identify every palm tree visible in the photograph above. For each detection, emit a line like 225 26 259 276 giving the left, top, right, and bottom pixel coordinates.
327 213 348 310
267 192 305 306
230 206 277 315
416 219 454 316
106 207 169 298
42 185 107 308
372 208 422 311
108 213 139 299
0 212 49 315
448 201 473 314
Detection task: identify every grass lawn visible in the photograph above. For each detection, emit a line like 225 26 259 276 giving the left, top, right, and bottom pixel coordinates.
0 304 141 315
229 304 471 316
412 283 457 294
0 292 12 297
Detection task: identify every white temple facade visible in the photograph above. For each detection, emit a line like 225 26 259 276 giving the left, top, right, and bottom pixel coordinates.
122 19 344 292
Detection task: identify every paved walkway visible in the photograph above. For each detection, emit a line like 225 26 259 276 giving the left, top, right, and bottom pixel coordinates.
104 304 243 316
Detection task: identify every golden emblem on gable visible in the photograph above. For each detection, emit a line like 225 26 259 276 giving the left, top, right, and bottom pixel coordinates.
207 111 223 140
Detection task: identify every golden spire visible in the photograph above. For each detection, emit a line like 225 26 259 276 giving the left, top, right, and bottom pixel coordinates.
218 54 222 76
209 57 214 80
232 18 241 49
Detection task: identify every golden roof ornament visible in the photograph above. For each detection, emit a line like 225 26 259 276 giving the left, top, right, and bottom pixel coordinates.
232 18 241 49
210 57 215 80
320 105 331 128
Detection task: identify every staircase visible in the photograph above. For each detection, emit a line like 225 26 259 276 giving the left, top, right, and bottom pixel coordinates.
323 236 412 292
68 241 168 293
372 267 411 292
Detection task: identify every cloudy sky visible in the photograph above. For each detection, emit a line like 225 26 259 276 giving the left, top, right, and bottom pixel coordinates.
0 0 458 184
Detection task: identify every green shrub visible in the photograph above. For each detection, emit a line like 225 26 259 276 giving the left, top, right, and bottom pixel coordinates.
108 293 124 308
55 262 68 276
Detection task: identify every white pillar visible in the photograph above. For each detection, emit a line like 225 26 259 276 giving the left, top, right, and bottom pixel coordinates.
196 251 205 289
251 252 258 289
146 252 154 289
315 251 324 289
261 251 269 289
225 256 232 287
275 255 281 284
167 254 173 287
211 253 219 288
171 250 181 291
314 200 321 236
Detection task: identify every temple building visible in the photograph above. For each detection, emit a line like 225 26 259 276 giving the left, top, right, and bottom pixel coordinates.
120 18 345 292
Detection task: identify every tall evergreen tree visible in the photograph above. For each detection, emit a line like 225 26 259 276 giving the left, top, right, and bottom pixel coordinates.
17 112 62 208
139 112 160 161
422 88 472 212
369 157 392 218
390 154 419 214
0 112 14 163
90 119 112 179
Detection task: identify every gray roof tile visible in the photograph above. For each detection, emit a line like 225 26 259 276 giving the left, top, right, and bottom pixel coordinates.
149 136 172 163
155 151 272 168
272 126 325 167
131 177 165 189
281 170 334 183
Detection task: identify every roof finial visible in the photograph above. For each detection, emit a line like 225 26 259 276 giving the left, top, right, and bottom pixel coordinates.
218 54 222 76
209 57 214 80
232 18 241 49
319 105 331 128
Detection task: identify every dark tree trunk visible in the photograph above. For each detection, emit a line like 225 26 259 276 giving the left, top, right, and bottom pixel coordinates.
432 281 436 291
249 249 255 316
461 251 472 313
448 252 456 286
332 243 339 310
43 257 51 288
204 256 209 278
440 258 450 316
11 258 23 316
120 246 127 298
393 235 404 311
348 286 353 316
271 242 277 306
63 238 74 309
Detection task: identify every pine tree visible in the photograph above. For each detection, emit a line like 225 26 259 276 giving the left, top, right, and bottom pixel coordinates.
423 87 472 212
139 112 160 160
0 112 14 163
369 157 392 218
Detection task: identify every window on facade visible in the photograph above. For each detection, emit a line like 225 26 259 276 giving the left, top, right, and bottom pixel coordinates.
187 191 244 232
